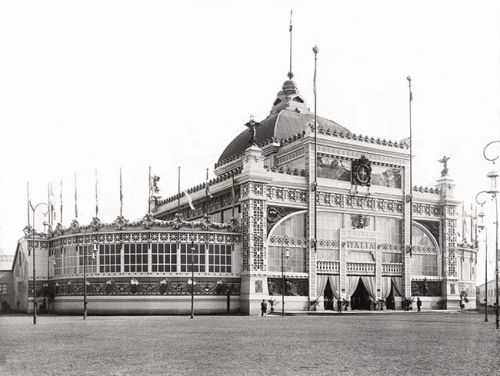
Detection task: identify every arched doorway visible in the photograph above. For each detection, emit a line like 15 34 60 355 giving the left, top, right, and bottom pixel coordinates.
350 278 371 310
324 279 334 310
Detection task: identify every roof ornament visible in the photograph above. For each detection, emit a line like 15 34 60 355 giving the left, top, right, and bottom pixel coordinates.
438 155 451 177
245 116 260 146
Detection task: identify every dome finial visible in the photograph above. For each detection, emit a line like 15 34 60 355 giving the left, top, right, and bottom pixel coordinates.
288 10 294 80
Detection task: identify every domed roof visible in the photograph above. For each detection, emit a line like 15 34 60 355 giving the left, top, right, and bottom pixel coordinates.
218 109 350 163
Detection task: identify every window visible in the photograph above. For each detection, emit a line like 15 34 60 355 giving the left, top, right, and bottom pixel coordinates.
78 246 97 273
54 247 63 276
411 254 438 276
99 244 121 273
124 243 148 273
180 244 205 273
377 217 402 244
268 213 308 273
208 244 232 273
0 283 7 295
63 245 78 275
152 243 177 272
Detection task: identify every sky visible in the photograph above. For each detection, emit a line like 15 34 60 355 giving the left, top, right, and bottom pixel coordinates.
0 1 499 284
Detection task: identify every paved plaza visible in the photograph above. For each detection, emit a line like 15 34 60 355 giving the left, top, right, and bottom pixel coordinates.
0 312 499 376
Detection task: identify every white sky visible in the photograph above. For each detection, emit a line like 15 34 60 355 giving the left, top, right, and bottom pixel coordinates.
1 1 499 284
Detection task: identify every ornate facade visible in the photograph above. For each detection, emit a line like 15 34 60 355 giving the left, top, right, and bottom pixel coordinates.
9 62 477 316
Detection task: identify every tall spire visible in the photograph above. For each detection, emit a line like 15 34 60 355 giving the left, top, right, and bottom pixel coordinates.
288 9 293 79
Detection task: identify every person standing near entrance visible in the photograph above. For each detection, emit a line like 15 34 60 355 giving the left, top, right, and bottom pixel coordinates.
261 300 267 316
337 298 342 313
417 297 422 312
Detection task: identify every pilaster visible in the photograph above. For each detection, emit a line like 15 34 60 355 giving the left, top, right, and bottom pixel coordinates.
403 161 412 298
239 146 272 314
305 139 317 299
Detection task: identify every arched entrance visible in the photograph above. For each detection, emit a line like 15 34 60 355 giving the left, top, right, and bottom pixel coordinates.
324 279 334 310
350 278 371 310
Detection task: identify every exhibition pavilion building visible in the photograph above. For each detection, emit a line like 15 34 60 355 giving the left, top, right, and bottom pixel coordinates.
4 57 477 315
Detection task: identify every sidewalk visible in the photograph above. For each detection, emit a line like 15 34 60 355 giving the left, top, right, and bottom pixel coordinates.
270 309 464 316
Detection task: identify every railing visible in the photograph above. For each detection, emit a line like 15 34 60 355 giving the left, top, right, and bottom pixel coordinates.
346 262 375 275
317 261 340 273
382 263 403 275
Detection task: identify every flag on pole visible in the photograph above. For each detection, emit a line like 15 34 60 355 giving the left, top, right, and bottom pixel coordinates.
50 183 55 224
184 191 195 211
231 174 236 217
205 168 212 199
289 9 293 32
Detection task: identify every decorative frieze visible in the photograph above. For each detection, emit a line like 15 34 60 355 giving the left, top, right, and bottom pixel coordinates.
413 203 442 217
317 192 403 214
266 186 308 204
49 232 241 249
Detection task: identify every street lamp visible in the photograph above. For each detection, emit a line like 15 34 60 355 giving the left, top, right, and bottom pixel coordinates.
476 203 488 322
81 227 97 320
189 242 195 319
281 234 290 317
29 202 48 325
480 140 500 329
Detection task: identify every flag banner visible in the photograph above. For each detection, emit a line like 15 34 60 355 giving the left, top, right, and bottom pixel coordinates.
184 191 195 211
50 183 56 223
205 168 212 199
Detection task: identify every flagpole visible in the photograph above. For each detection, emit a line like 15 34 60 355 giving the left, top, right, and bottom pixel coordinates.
313 45 318 255
95 170 99 217
289 10 293 77
47 183 50 227
407 76 413 257
74 173 78 219
178 166 181 213
148 165 152 214
60 177 63 225
205 167 211 214
27 181 31 227
120 168 123 217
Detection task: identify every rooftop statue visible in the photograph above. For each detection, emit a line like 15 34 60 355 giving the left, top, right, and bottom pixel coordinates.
438 155 451 177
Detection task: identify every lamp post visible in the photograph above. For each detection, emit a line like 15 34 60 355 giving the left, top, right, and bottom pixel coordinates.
281 235 290 317
476 202 488 322
82 227 97 320
29 202 48 325
481 140 500 329
190 241 195 319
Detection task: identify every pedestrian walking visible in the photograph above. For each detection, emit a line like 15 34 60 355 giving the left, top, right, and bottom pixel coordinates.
337 298 342 313
417 297 422 312
261 300 267 316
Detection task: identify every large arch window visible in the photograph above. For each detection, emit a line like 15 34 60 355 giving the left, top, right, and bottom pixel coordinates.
411 225 440 277
268 213 308 273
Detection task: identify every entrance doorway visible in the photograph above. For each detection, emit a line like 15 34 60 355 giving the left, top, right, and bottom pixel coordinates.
324 279 334 310
350 278 371 310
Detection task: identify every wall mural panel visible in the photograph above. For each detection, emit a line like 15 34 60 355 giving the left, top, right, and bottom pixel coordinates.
267 278 308 297
317 155 402 188
370 165 402 188
411 280 442 297
30 278 241 297
317 156 351 181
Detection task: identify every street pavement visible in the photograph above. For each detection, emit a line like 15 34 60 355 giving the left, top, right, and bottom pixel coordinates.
0 311 498 375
